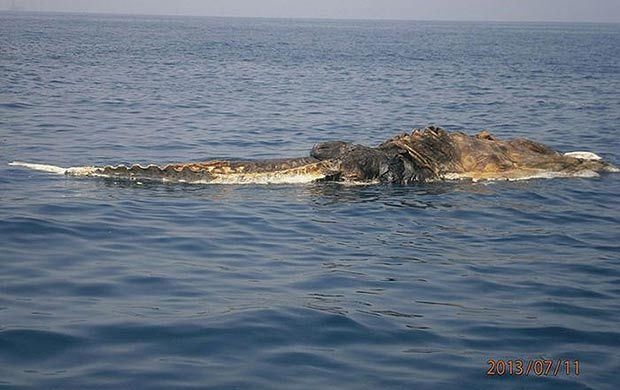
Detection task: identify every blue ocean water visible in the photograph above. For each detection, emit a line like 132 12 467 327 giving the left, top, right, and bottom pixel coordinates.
1 11 620 389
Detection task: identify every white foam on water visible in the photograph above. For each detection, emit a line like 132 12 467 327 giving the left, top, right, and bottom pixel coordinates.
605 165 620 173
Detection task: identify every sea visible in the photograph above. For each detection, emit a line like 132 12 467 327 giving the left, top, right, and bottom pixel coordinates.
1 12 619 390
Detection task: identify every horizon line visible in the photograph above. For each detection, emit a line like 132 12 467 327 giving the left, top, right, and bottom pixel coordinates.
2 9 619 25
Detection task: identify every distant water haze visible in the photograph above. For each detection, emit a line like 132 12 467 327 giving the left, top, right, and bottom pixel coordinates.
1 0 619 22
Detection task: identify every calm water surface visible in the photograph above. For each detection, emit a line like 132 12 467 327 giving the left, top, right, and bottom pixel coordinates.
1 12 619 390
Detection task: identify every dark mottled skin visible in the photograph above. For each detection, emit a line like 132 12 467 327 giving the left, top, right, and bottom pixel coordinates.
85 126 616 184
311 126 615 183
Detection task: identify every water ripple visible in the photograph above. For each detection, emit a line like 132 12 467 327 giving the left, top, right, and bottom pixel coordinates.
1 12 619 390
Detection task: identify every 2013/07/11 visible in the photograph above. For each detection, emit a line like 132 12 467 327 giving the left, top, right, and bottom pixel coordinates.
486 359 580 377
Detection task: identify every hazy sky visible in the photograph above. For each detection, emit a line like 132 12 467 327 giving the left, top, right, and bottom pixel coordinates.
2 0 620 23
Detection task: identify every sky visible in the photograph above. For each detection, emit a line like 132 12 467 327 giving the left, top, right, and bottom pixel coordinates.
2 0 620 23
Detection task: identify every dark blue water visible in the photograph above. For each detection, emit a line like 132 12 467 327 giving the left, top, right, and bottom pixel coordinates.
1 12 619 390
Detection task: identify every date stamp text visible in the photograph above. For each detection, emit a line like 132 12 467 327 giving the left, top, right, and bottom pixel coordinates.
486 359 580 377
